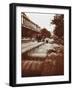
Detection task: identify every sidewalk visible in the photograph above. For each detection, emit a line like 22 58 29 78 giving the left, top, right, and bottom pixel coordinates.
21 41 44 53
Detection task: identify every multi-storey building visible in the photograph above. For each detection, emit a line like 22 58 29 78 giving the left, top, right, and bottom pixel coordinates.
21 12 41 39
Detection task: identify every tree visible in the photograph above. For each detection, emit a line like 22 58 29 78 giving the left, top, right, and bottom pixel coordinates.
41 28 51 38
51 15 64 38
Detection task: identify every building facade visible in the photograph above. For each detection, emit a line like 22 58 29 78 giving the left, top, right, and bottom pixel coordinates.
21 12 41 39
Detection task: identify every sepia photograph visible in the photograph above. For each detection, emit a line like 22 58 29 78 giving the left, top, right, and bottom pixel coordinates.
21 12 64 77
10 3 71 86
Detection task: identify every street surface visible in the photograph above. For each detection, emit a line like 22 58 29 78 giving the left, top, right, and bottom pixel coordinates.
22 41 64 77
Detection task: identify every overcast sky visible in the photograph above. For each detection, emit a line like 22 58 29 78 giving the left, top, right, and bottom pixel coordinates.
25 12 56 33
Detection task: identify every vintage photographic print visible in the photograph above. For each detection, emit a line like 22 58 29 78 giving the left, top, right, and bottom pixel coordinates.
21 12 64 77
10 3 71 86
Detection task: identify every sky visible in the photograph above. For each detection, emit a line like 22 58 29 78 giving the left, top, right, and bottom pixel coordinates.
25 12 56 33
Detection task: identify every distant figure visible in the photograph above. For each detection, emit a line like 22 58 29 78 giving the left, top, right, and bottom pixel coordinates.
45 38 49 43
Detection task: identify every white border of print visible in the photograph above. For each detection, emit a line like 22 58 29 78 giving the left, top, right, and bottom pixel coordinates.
16 6 69 84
